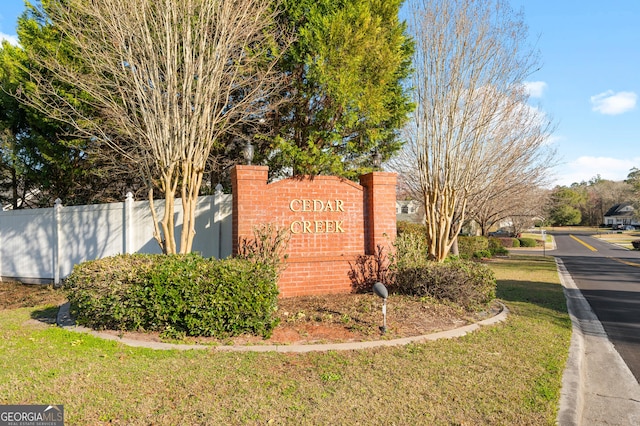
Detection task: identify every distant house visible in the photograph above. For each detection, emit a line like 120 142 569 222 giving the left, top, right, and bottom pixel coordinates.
396 200 424 224
603 203 640 227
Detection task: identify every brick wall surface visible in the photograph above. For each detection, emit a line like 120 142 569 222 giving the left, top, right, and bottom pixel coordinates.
232 166 396 297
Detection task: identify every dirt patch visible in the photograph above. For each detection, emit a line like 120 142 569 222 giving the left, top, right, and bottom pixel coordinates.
92 294 501 346
2 281 501 346
0 282 67 310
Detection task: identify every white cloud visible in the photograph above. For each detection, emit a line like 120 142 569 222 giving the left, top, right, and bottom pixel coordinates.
0 32 19 46
523 81 547 98
553 155 640 186
590 90 637 115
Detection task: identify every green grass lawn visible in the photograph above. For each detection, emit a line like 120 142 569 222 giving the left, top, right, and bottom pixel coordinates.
0 255 571 425
592 230 640 249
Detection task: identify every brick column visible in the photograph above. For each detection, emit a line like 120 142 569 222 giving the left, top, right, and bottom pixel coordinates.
231 165 269 255
360 172 397 255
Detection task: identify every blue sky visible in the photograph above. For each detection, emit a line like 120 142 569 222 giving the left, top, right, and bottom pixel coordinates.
2 0 639 187
511 0 640 186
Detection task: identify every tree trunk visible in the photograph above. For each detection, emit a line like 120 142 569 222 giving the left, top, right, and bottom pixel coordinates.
451 237 459 256
179 161 204 254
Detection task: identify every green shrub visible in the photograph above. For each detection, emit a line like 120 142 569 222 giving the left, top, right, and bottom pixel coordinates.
488 237 502 250
457 236 489 259
397 221 428 239
393 259 496 311
518 237 537 248
65 254 280 338
349 245 391 293
491 246 509 256
396 221 428 254
473 249 492 259
487 237 509 256
237 223 290 274
388 231 430 290
494 237 519 248
391 231 429 270
388 233 497 311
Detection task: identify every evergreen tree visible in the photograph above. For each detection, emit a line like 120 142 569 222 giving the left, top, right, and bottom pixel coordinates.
264 0 413 179
547 186 586 226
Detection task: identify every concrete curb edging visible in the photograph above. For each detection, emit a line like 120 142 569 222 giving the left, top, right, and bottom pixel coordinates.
57 301 509 353
555 258 640 426
555 258 586 426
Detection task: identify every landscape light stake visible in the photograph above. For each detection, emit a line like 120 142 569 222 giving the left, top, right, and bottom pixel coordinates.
373 282 388 333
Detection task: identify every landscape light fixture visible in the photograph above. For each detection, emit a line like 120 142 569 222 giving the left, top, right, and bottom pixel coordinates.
372 281 388 333
242 142 254 165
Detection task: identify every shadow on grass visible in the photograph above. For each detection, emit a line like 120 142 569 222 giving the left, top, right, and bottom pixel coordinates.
497 278 571 333
30 305 60 325
494 256 566 310
493 255 570 331
497 279 567 314
495 255 557 272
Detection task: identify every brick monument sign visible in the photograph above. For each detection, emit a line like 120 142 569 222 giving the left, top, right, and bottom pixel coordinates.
231 165 397 297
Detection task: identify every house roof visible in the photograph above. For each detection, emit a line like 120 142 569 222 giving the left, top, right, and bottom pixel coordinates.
604 203 635 218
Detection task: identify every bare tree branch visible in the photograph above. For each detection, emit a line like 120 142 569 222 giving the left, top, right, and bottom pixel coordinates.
396 0 556 261
19 0 287 253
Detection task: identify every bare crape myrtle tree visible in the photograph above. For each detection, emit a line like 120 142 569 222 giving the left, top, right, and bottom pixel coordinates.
21 0 287 253
396 0 556 261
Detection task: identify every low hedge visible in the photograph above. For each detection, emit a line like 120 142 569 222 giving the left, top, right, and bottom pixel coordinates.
473 249 493 259
397 221 428 242
494 237 519 248
458 236 489 259
65 253 280 338
490 246 509 256
393 258 497 311
518 237 538 248
459 236 511 258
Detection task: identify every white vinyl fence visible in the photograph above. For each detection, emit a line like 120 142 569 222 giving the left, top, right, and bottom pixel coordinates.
0 190 232 284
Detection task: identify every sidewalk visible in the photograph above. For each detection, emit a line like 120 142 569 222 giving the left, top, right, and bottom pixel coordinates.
556 258 640 426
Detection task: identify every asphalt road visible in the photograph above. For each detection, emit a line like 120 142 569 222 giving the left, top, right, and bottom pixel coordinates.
550 231 640 382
